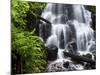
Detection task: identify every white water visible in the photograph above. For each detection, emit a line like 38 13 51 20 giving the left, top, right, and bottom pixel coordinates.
40 3 95 71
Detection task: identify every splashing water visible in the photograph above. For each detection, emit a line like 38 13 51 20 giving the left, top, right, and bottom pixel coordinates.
40 3 95 71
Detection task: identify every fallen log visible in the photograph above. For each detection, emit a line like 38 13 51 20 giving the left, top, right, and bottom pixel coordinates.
63 51 95 64
31 11 51 24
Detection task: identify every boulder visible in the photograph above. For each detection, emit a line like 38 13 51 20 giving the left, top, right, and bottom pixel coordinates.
66 40 77 54
82 53 92 59
91 14 96 31
45 45 58 61
83 53 96 69
38 12 52 42
39 22 52 42
84 62 96 69
63 62 69 68
47 61 67 72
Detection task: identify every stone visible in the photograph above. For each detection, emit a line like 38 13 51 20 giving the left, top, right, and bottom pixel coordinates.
63 62 69 68
47 61 67 72
66 41 77 54
39 22 51 42
84 62 96 69
45 45 58 61
82 53 92 59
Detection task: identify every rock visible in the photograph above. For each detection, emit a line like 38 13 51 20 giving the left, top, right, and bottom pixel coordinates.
91 50 96 60
82 53 96 70
84 62 96 69
39 22 51 42
94 55 96 61
47 62 66 72
53 15 68 24
65 40 77 54
59 31 65 49
89 44 96 52
91 14 96 31
68 22 76 39
63 62 69 68
45 45 58 61
82 53 92 59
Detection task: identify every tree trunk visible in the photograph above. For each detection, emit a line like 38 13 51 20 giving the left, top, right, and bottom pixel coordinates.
63 51 95 64
31 12 51 24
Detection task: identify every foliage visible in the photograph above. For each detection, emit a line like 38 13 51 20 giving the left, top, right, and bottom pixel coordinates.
11 0 46 31
28 2 46 14
11 0 30 30
11 0 47 74
25 2 46 33
86 6 96 15
86 6 96 30
12 28 47 73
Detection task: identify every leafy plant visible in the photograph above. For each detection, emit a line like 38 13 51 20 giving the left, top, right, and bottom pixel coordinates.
12 28 47 74
11 0 29 30
11 0 47 74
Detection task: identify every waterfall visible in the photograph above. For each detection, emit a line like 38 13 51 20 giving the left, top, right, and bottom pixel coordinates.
39 3 96 71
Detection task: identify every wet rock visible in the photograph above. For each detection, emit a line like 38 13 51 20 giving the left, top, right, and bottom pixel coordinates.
94 55 96 61
91 14 96 31
84 62 96 69
89 44 96 52
63 62 69 68
39 22 51 42
66 41 77 54
82 53 92 59
47 61 67 72
45 45 58 61
82 53 96 70
59 31 65 49
68 22 76 40
91 50 96 54
91 50 96 60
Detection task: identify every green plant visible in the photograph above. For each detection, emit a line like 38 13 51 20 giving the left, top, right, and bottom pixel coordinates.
12 28 47 73
11 0 29 30
11 0 47 74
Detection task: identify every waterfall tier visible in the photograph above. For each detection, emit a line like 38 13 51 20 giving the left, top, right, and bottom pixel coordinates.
39 3 96 71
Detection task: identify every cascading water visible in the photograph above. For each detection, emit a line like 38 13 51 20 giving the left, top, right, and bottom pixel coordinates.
39 3 96 72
